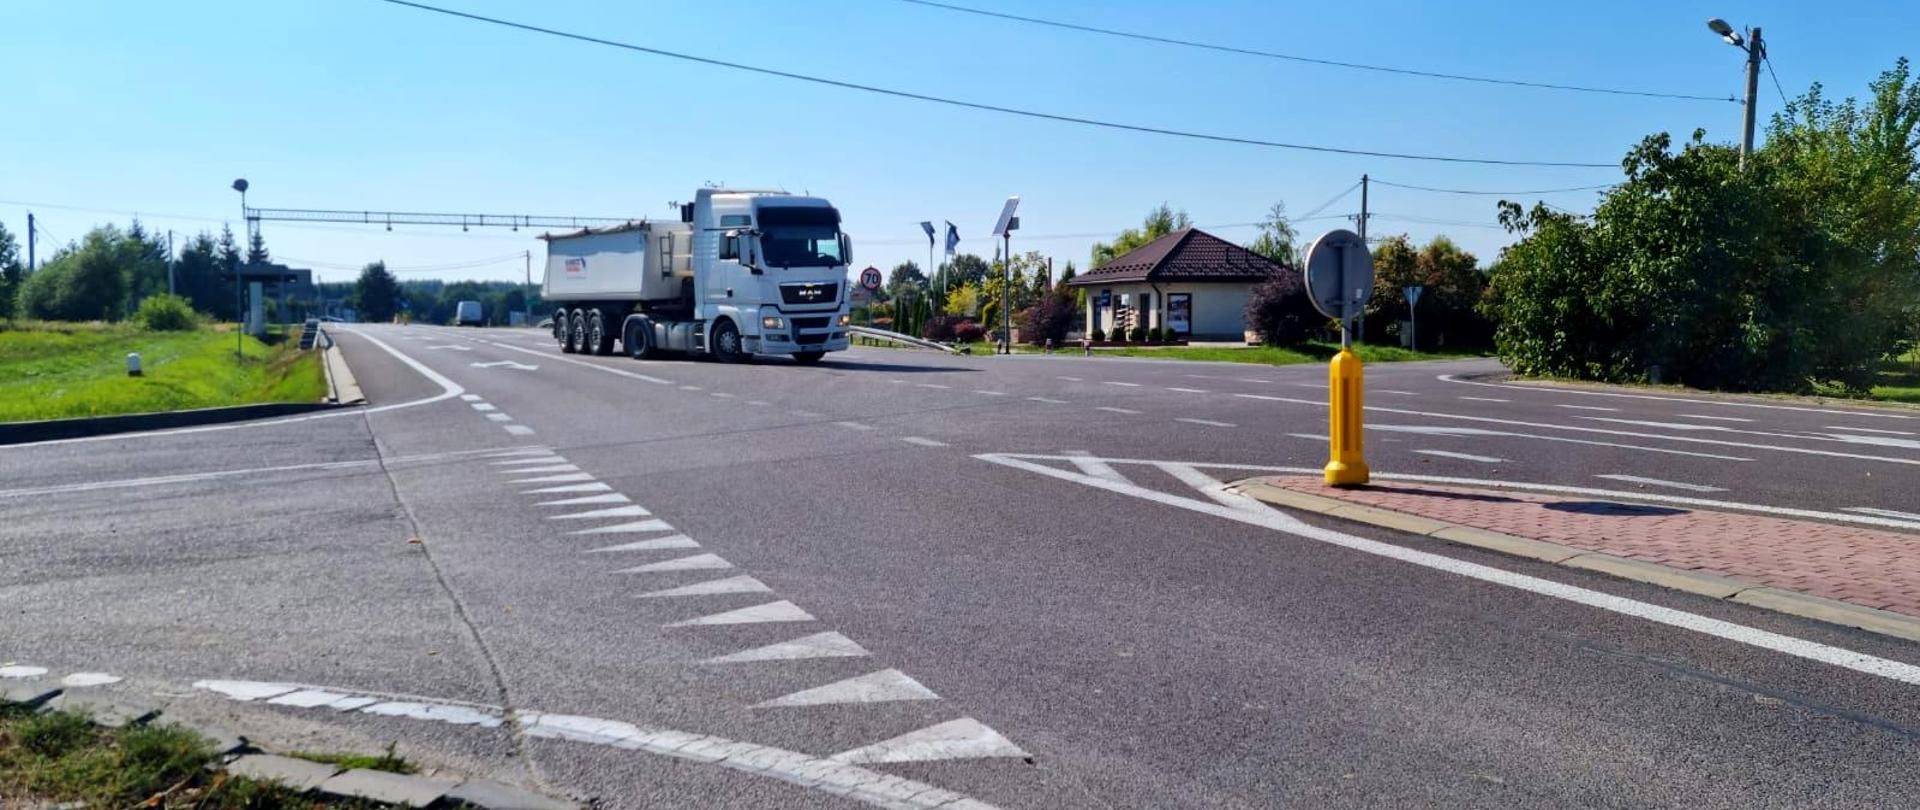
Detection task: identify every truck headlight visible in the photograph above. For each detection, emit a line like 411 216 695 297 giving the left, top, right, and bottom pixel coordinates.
761 316 785 329
837 313 850 327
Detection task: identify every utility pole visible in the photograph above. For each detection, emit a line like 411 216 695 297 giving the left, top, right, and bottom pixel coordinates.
1740 27 1763 169
167 230 175 294
1357 174 1370 342
26 212 35 271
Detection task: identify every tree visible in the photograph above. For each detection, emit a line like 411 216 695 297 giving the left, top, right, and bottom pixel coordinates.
1091 204 1190 266
1246 202 1299 266
354 261 401 323
245 229 270 265
174 232 230 318
1244 269 1319 346
886 260 927 304
943 253 990 288
1020 290 1077 345
124 219 171 307
17 226 133 321
943 280 981 317
216 225 241 275
0 220 21 319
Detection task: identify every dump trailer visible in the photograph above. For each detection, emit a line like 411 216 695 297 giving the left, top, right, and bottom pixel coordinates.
542 188 854 364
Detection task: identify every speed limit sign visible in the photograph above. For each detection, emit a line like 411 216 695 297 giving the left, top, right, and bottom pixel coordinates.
859 267 883 291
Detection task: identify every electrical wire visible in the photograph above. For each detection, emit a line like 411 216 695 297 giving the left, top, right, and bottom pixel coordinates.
892 0 1735 104
1369 213 1507 229
1298 182 1361 220
374 0 1615 168
1763 56 1791 108
1370 179 1614 195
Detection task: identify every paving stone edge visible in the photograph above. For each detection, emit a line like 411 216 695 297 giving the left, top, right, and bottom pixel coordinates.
1229 479 1920 645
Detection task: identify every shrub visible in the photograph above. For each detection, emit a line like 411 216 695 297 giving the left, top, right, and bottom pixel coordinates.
921 314 962 342
1090 327 1106 342
1019 291 1078 345
1245 269 1319 346
954 319 986 343
1127 324 1148 343
135 293 199 331
1146 326 1164 342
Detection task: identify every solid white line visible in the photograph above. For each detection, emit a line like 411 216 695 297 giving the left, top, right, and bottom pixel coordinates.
1555 404 1618 412
1440 373 1913 420
1027 397 1067 404
485 413 514 422
503 424 536 436
1414 449 1506 463
1681 414 1755 422
976 452 1920 687
1096 406 1142 415
1826 426 1915 436
900 436 949 447
1458 396 1510 403
1847 507 1920 522
1592 475 1728 492
1157 462 1268 513
1175 418 1235 427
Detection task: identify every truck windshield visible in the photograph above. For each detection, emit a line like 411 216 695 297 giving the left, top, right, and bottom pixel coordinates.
761 224 844 268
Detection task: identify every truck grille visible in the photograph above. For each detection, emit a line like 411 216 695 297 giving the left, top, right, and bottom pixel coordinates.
795 332 829 345
791 316 831 330
780 283 838 306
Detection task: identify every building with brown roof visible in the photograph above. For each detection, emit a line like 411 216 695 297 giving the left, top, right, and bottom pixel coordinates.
1066 228 1290 341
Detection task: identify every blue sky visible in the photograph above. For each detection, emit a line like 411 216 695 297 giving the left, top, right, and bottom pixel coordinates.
3 1 1914 285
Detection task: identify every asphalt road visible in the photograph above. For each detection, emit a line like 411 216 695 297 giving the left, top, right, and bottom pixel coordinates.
5 324 1919 809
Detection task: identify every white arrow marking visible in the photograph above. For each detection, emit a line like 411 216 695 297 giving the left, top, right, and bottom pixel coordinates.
669 600 812 627
754 669 939 708
638 575 771 599
470 360 539 370
830 718 1028 764
704 631 869 664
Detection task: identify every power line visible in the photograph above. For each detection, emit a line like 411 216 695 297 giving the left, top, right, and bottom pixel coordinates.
1370 213 1507 230
1763 56 1791 108
1298 182 1361 219
1370 179 1615 195
893 0 1735 104
375 0 1614 168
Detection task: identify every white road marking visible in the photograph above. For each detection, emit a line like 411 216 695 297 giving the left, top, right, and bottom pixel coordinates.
1157 462 1268 513
1440 373 1913 420
747 400 771 406
1175 418 1235 427
266 688 370 709
549 505 651 520
1555 404 1618 412
522 482 611 494
704 631 870 664
424 344 472 351
61 672 121 687
471 402 497 412
486 340 674 386
1027 396 1067 404
1103 381 1143 387
888 379 908 384
1166 387 1209 393
834 421 876 431
1096 406 1142 414
755 669 939 708
1682 414 1755 422
1458 396 1510 403
504 424 536 436
1065 452 1128 484
1286 433 1324 441
1847 507 1920 522
669 600 814 626
1294 382 1329 389
486 413 514 422
594 536 701 554
535 493 628 506
1237 378 1275 385
511 472 595 484
1818 433 1920 450
680 385 703 391
1056 376 1083 381
711 392 735 399
901 436 950 447
1825 425 1915 436
569 519 675 535
483 447 552 458
1414 449 1506 463
490 455 564 465
974 390 1008 396
639 575 772 598
0 666 49 678
200 679 1004 810
623 553 732 573
500 464 578 474
460 394 482 402
1378 390 1420 396
792 409 822 418
830 718 1028 764
976 452 1920 687
917 383 952 389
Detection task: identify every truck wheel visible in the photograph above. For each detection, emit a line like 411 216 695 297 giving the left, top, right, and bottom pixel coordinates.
558 309 576 353
792 351 825 365
710 319 745 363
587 310 614 355
625 319 654 359
567 311 588 354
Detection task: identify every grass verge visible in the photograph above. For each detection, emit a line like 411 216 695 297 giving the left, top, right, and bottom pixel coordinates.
1871 348 1920 404
0 320 329 422
0 705 398 808
289 742 416 774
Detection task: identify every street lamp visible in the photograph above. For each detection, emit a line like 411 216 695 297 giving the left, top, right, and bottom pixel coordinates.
231 179 249 353
1705 18 1763 169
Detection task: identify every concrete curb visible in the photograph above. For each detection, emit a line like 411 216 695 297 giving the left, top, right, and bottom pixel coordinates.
1228 479 1920 644
0 402 352 445
322 330 366 405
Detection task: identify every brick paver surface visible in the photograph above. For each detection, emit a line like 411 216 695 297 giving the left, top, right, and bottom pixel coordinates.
1260 476 1920 618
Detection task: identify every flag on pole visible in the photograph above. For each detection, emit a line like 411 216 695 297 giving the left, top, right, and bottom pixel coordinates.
919 221 935 247
944 221 960 256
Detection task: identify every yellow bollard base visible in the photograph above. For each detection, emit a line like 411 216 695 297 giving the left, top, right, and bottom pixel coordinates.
1324 459 1370 487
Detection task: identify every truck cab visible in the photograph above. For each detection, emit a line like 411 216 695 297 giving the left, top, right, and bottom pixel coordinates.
691 189 853 362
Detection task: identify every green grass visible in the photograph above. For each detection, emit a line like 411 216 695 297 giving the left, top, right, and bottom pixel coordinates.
289 742 416 774
0 706 409 809
0 321 328 422
1093 341 1478 366
1871 347 1920 404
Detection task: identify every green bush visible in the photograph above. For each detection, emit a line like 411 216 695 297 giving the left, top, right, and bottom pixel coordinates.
1090 327 1106 342
135 294 198 331
1146 326 1164 342
1129 324 1149 343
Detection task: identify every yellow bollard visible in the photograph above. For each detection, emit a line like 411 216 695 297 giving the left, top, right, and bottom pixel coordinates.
1324 347 1369 486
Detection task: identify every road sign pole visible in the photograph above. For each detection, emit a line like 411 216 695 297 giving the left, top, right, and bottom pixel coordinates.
1305 231 1373 488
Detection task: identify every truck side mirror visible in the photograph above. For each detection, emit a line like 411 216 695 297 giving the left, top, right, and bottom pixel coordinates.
839 234 852 266
745 234 762 275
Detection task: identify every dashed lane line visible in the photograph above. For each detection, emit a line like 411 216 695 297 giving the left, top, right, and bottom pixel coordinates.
1414 449 1506 463
834 421 876 431
1594 474 1728 493
1175 418 1235 427
485 413 514 422
1682 414 1755 422
460 394 482 402
1439 373 1913 420
1555 404 1618 412
974 390 1009 396
1458 396 1510 403
1103 381 1143 387
471 402 497 412
503 424 536 436
917 383 952 389
1096 406 1142 415
1165 387 1208 393
1027 396 1067 404
901 436 950 447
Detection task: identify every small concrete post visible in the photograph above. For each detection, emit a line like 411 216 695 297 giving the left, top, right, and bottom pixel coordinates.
126 353 143 377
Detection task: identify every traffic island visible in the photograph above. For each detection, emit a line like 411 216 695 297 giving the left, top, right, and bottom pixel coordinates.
1228 475 1920 644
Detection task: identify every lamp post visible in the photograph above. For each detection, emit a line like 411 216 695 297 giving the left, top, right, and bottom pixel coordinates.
1706 18 1763 169
231 179 249 358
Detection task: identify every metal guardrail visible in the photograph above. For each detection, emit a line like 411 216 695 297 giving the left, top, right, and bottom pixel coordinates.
846 325 960 353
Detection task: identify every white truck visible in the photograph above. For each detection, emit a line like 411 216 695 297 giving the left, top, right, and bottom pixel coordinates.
542 188 853 364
